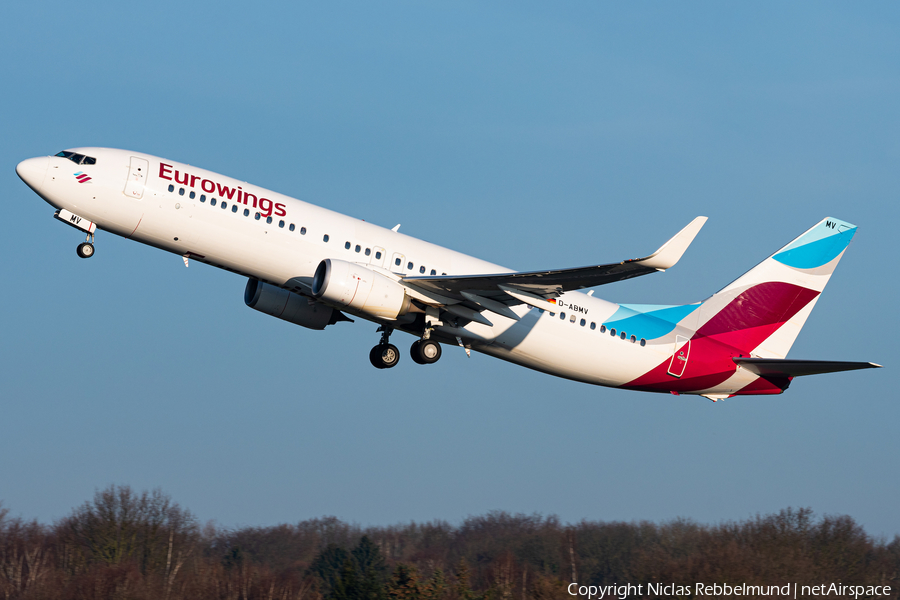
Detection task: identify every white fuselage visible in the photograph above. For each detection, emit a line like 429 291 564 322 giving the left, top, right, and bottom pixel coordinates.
20 147 751 394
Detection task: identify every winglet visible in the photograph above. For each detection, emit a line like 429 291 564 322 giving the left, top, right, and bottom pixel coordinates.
637 216 707 270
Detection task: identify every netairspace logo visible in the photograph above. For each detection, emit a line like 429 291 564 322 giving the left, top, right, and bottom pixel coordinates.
567 582 893 599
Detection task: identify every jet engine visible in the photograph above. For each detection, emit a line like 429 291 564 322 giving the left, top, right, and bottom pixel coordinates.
244 278 341 330
312 258 412 320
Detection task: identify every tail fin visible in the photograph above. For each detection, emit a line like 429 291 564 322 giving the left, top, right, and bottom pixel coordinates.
694 217 857 358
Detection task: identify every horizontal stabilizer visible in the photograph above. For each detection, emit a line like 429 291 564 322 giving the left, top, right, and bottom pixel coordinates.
733 358 882 378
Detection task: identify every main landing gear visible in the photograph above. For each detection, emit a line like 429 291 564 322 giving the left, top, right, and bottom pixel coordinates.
369 326 400 369
369 326 444 369
410 339 442 365
76 233 95 259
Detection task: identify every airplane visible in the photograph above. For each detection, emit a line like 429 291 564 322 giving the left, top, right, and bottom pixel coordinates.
16 148 880 401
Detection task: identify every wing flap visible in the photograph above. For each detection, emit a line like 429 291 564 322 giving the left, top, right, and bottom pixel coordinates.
734 358 882 378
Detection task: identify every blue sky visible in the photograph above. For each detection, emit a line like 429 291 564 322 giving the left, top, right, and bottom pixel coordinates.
2 2 898 537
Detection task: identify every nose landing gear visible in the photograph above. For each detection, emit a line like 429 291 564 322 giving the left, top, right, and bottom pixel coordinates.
369 326 400 369
76 233 95 259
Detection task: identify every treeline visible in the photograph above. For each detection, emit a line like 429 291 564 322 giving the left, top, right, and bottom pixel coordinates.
1 486 897 600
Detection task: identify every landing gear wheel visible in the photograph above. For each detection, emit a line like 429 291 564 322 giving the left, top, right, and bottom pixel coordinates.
410 340 425 365
370 344 400 369
369 345 386 369
76 242 94 259
412 339 442 364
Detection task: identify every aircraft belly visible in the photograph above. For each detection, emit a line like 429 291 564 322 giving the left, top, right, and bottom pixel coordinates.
483 310 670 387
694 369 761 396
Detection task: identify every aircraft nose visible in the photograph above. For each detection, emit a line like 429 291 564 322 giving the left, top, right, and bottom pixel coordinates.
16 156 49 193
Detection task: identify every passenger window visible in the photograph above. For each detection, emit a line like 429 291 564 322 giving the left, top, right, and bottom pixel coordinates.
254 212 260 220
375 251 382 259
560 312 566 320
345 242 351 249
289 223 295 231
600 325 606 333
430 269 436 275
365 248 371 256
355 245 361 253
610 328 616 336
232 205 238 213
221 202 227 209
189 191 196 199
590 322 596 330
620 331 626 340
442 272 447 276
323 234 329 242
300 227 307 235
178 188 185 196
630 335 637 343
266 216 273 224
640 338 646 347
395 257 401 266
570 314 576 323
211 198 217 206
407 262 413 270
278 220 284 228
580 318 586 326
200 194 206 202
244 208 250 216
419 266 425 274
168 184 174 192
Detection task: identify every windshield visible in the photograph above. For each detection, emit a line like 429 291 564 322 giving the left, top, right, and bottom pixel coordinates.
56 151 96 165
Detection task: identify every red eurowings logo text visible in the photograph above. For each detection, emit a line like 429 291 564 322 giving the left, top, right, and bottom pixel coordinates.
158 163 286 218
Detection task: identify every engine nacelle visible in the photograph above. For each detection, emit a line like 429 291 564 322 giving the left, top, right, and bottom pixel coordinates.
244 278 338 330
312 259 411 320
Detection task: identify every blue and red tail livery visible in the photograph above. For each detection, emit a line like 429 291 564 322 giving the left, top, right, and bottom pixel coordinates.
622 217 874 399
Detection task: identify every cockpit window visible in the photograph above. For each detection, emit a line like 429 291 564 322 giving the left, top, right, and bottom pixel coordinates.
55 151 97 165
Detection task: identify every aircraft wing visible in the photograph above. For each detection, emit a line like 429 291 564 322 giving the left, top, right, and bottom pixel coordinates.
401 217 707 313
734 358 882 378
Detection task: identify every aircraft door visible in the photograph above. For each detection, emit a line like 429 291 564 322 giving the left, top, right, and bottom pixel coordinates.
667 335 690 378
370 246 386 268
123 156 149 199
390 252 406 274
